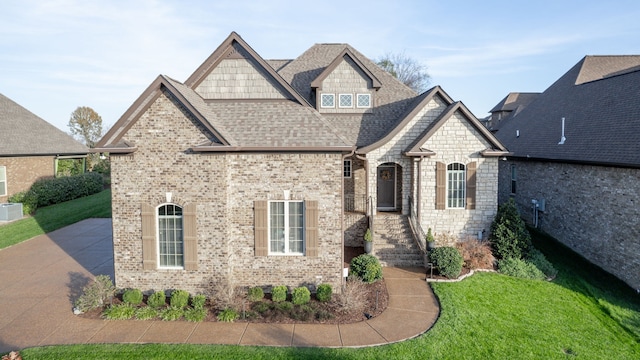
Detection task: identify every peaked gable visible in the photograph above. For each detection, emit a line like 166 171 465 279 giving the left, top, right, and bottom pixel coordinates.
95 75 230 153
184 32 310 106
405 101 508 157
310 48 382 90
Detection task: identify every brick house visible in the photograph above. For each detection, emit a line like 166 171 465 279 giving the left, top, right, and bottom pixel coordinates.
494 56 640 291
96 32 507 293
0 93 88 203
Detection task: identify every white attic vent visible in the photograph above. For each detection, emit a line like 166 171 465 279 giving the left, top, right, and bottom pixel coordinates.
558 117 566 145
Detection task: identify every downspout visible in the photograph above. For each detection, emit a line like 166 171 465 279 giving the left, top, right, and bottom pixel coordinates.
342 147 357 287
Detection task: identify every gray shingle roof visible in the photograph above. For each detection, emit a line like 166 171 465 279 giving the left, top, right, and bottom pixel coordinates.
496 56 640 167
0 93 88 156
489 92 540 113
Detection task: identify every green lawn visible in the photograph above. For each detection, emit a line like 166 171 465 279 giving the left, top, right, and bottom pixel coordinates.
0 189 111 249
16 226 640 359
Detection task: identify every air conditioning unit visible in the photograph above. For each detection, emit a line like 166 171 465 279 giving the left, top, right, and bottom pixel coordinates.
0 203 23 221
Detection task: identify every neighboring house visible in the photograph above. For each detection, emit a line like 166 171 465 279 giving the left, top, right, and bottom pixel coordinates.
485 92 539 131
495 55 640 291
95 32 507 293
0 93 88 203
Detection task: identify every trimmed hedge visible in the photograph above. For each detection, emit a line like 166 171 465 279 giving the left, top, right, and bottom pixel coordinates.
349 254 383 283
498 257 546 280
292 286 311 305
430 246 464 279
316 284 332 302
9 172 103 214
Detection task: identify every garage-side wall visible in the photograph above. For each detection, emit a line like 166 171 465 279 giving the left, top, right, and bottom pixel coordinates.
0 156 54 202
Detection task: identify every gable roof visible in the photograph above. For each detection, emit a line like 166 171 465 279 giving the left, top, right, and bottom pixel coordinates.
184 32 310 107
489 92 540 113
496 55 640 168
310 48 382 90
405 101 508 157
0 93 88 156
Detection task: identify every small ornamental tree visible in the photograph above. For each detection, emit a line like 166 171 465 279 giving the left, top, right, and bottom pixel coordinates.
489 199 532 260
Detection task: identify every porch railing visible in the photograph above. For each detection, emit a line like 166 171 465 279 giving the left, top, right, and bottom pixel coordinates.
408 195 427 254
344 194 368 213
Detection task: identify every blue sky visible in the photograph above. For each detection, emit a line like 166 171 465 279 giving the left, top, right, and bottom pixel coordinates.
2 0 640 132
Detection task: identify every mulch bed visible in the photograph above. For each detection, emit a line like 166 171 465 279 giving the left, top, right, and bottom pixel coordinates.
79 279 389 324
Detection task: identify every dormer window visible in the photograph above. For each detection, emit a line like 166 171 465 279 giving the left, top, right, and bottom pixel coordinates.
339 94 353 108
321 93 335 108
357 94 371 108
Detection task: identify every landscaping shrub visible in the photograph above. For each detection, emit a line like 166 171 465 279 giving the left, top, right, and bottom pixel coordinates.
134 307 158 320
247 286 264 302
271 285 288 303
74 275 116 313
191 294 207 310
160 307 184 321
336 278 367 314
498 257 546 280
147 291 166 308
209 279 237 309
456 239 495 270
122 288 143 305
349 254 383 283
292 286 311 305
489 199 532 260
29 172 103 208
316 284 332 303
170 290 190 309
217 308 239 322
527 248 558 279
184 307 207 322
430 247 464 279
290 304 314 321
277 301 293 311
252 301 270 314
8 191 38 215
103 303 135 320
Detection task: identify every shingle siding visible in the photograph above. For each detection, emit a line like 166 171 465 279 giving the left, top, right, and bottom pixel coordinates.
499 160 640 291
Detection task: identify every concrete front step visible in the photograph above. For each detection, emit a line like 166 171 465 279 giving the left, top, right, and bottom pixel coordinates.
373 213 424 267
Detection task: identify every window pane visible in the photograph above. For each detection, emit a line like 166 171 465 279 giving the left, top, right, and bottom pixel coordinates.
321 94 334 107
357 94 370 107
158 205 184 267
339 94 353 107
270 202 285 253
447 163 465 208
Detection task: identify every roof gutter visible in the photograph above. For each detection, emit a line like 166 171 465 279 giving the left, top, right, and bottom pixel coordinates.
191 145 355 153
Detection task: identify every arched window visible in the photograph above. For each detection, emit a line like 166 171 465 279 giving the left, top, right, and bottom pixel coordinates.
447 163 466 208
158 204 183 267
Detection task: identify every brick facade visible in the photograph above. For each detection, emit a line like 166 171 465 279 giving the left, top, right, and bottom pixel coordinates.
499 160 640 291
0 156 55 202
110 91 344 294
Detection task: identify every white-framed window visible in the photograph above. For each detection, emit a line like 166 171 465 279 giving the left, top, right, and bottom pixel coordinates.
357 93 371 108
339 93 353 108
447 163 466 208
343 159 352 178
269 200 304 255
510 164 517 194
0 166 6 197
157 204 184 268
320 93 335 108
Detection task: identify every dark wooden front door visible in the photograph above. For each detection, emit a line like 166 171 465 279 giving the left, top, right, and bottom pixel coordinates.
377 165 396 210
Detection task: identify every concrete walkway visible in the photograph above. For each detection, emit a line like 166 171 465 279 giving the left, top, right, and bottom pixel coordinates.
0 219 439 353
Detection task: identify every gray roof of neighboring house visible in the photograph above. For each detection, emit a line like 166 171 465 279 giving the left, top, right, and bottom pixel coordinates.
0 93 88 156
496 55 640 167
489 92 540 113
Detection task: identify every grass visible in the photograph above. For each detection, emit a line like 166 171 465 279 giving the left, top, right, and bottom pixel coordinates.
9 216 640 359
0 189 111 249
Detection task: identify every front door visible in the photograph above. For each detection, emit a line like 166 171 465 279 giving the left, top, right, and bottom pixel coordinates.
377 165 396 210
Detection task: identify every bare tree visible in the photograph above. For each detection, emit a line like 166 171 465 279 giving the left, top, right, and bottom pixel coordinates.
68 106 103 148
376 52 431 93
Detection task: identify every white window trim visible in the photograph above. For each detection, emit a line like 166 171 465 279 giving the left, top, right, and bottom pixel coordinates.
320 93 335 108
356 93 371 108
268 200 305 256
338 93 353 108
446 163 466 209
156 203 185 269
0 166 6 197
344 159 352 178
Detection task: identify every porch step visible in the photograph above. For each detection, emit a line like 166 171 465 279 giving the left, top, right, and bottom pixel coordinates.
372 213 424 267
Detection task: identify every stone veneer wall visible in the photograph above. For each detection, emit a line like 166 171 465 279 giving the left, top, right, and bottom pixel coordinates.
498 160 640 291
418 111 499 241
366 95 448 216
110 91 344 294
0 156 54 202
